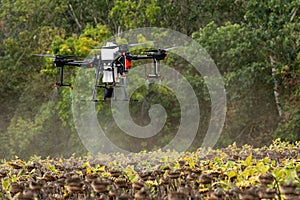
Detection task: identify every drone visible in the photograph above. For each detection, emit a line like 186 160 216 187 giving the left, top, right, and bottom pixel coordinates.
34 42 170 102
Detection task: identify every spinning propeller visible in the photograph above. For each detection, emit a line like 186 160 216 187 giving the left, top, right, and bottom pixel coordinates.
33 54 81 59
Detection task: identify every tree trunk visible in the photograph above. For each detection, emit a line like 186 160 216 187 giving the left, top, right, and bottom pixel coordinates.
270 55 282 117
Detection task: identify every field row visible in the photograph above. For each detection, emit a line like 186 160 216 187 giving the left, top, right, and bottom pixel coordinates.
0 139 299 199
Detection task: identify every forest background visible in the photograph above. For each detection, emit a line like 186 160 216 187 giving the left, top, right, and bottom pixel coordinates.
0 0 299 159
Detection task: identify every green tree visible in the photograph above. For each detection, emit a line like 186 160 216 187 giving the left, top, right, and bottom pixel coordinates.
244 0 300 141
0 0 111 158
1 0 299 159
108 0 247 34
109 0 161 31
192 22 280 147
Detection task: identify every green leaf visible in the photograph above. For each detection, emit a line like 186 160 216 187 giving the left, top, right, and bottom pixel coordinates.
227 171 237 179
244 154 253 166
1 179 10 191
189 158 195 168
82 161 90 168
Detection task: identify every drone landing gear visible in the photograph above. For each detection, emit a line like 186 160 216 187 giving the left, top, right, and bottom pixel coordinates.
90 85 126 102
91 84 138 103
90 85 111 102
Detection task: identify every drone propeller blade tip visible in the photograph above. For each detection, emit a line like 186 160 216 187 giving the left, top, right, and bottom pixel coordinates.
32 54 55 57
164 46 181 51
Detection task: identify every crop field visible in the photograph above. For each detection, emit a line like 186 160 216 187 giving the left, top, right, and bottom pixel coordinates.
0 139 299 200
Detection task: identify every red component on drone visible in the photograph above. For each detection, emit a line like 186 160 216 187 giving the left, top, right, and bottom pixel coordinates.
125 58 132 69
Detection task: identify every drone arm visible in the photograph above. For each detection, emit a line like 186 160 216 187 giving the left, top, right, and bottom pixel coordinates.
64 60 86 67
128 53 166 61
127 54 164 79
66 62 82 67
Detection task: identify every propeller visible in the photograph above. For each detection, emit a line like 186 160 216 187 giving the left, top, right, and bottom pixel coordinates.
32 54 81 59
32 53 54 57
94 41 154 50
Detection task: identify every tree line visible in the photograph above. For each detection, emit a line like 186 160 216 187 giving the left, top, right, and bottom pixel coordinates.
0 0 299 159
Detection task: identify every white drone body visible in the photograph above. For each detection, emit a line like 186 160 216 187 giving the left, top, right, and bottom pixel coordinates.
101 42 121 83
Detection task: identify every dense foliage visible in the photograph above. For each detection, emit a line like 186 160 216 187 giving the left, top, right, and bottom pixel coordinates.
0 0 299 159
